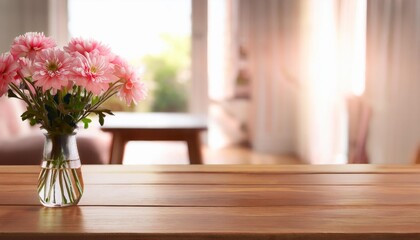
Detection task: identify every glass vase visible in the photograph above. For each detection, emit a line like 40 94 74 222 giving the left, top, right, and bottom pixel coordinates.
37 132 84 207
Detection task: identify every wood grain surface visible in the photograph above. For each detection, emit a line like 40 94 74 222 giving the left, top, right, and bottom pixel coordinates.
1 165 420 240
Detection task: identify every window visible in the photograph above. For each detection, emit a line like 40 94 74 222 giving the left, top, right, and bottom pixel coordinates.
68 0 192 112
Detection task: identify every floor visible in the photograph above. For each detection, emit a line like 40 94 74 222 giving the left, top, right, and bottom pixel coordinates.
123 141 301 165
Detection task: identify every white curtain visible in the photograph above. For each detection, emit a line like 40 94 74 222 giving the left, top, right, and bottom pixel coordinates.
298 0 339 164
208 0 238 101
365 0 420 164
208 0 419 165
297 0 367 164
210 0 368 163
207 0 249 148
239 0 300 154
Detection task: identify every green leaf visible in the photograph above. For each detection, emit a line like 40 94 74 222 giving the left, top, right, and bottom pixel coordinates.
92 96 100 105
98 113 105 126
29 118 37 126
21 111 35 121
103 109 114 115
81 118 92 129
63 93 71 104
53 94 59 104
7 89 18 99
45 104 58 124
63 114 76 128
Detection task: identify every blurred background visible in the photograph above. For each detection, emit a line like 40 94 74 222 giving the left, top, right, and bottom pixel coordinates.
0 0 419 165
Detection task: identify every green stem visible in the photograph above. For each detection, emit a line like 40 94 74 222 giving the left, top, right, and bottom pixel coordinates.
46 168 57 202
76 82 121 122
62 164 75 202
9 83 31 106
71 168 83 196
58 169 67 204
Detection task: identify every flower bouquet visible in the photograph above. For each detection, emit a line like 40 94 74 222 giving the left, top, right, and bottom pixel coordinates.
0 32 146 207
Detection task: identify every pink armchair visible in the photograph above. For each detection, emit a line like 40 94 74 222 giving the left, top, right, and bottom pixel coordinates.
0 97 112 165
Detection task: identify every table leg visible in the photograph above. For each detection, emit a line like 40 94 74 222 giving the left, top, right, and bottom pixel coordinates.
109 133 126 164
186 133 203 164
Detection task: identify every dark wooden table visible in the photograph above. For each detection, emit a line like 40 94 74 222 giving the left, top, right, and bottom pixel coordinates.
2 164 420 239
101 112 207 164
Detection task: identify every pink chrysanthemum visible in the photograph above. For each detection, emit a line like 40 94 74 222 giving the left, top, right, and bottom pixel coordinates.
0 53 19 96
65 37 112 57
71 52 117 95
113 58 147 105
18 57 34 78
17 57 36 94
10 32 56 60
110 55 126 67
119 78 147 105
113 57 132 79
32 48 72 92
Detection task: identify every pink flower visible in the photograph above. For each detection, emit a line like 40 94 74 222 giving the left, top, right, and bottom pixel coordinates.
113 58 147 105
71 52 117 95
18 57 34 78
10 32 56 60
114 67 146 105
110 55 126 66
119 78 147 105
65 37 112 57
113 57 132 79
0 53 19 96
32 48 72 92
15 58 35 94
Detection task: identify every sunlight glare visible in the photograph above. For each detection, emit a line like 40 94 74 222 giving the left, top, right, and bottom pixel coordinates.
68 0 191 62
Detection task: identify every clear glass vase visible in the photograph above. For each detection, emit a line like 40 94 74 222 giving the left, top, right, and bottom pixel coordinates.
37 132 84 207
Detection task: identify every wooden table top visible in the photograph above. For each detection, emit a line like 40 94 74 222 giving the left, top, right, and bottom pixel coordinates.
2 164 420 240
101 112 207 130
99 112 208 164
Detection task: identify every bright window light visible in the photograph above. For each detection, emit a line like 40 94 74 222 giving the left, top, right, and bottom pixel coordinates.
68 0 192 113
68 0 191 62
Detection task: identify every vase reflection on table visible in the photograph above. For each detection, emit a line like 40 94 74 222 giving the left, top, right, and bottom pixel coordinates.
0 32 147 207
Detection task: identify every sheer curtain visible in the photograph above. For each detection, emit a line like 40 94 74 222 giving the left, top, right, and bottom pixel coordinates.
235 0 300 154
298 0 367 164
207 0 242 148
365 0 420 164
207 0 302 151
210 0 368 163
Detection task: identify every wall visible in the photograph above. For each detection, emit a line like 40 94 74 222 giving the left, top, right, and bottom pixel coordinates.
0 0 49 52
